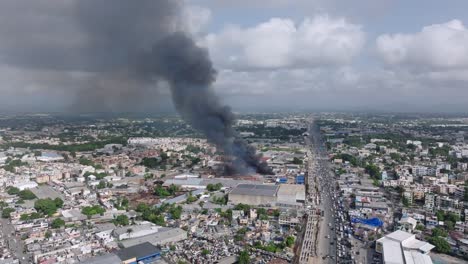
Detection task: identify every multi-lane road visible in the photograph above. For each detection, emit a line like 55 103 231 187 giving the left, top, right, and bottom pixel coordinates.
297 118 354 264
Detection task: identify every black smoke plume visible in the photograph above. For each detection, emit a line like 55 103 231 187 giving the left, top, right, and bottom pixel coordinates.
75 0 272 175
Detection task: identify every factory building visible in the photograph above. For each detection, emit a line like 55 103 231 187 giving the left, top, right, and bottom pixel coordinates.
376 230 434 264
228 184 279 206
228 184 305 207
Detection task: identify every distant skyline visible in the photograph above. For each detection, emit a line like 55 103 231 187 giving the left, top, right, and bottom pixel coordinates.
1 0 468 113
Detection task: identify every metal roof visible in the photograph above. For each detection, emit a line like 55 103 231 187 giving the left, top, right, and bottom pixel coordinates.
116 242 160 261
229 184 279 197
81 253 121 264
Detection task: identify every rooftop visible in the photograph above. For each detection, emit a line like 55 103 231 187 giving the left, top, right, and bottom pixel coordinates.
81 253 121 264
229 184 279 197
116 242 160 261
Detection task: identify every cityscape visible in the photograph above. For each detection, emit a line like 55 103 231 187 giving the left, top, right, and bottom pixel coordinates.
0 113 468 264
1 1 468 264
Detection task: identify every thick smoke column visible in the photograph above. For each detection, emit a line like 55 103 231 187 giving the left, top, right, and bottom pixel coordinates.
75 0 272 175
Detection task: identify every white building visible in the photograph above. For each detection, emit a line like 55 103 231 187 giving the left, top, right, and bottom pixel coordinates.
376 230 434 264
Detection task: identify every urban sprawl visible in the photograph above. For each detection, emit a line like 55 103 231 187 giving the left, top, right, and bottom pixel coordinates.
0 113 468 264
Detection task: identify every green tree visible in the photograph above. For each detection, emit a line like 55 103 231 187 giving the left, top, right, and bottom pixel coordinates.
431 227 448 237
54 198 64 208
429 237 451 254
436 210 445 221
154 185 170 197
292 157 303 165
114 215 130 226
45 230 52 239
238 250 250 264
169 205 183 220
286 236 295 247
18 190 37 200
79 157 94 166
201 249 210 256
51 218 65 228
6 186 20 195
365 163 381 179
1 208 15 218
415 224 425 231
35 198 59 216
97 180 106 189
81 205 106 217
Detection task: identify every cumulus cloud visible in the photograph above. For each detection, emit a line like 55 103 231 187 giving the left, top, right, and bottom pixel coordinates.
376 20 468 69
203 15 365 70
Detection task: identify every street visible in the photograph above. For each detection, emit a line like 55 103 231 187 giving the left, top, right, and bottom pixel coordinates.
297 117 356 264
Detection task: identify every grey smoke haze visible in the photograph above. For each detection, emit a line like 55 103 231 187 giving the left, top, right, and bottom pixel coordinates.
73 0 271 174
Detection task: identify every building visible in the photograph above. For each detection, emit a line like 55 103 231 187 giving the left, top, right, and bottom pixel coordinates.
397 217 417 233
116 242 161 264
376 230 434 264
424 193 436 211
228 184 279 206
276 184 306 205
119 227 187 248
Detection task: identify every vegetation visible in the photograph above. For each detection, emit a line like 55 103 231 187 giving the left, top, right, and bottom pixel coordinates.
154 184 178 197
292 157 303 165
238 250 250 264
1 208 15 218
286 236 295 247
3 137 127 152
365 163 381 179
34 198 64 216
428 237 451 254
51 218 65 228
113 215 130 226
211 195 228 205
18 189 37 200
206 183 223 192
81 205 106 217
6 186 20 195
20 212 42 221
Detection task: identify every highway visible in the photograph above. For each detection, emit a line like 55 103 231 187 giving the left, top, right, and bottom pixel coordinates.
297 117 354 264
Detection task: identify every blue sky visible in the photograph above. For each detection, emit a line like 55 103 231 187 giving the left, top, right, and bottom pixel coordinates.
1 0 468 113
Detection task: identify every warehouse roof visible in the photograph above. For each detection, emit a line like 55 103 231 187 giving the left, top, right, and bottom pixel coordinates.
116 242 160 261
81 253 121 264
230 184 279 197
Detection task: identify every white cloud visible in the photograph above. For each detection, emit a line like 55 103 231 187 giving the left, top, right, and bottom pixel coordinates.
183 5 212 34
376 20 468 69
203 15 365 70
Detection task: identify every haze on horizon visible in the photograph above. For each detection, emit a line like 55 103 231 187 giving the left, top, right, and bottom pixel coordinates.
1 0 468 113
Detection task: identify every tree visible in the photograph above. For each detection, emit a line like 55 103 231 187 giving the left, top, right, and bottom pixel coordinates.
6 186 20 195
238 250 250 264
1 208 15 218
97 180 106 189
51 218 65 228
114 215 130 226
292 157 303 165
415 224 425 231
54 198 64 208
18 190 37 200
79 157 94 166
286 236 295 247
154 185 170 197
206 183 223 192
365 163 381 179
169 205 182 220
431 227 448 238
429 237 451 254
445 220 455 231
201 249 210 256
45 230 52 239
436 210 445 221
35 198 59 216
81 205 106 217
